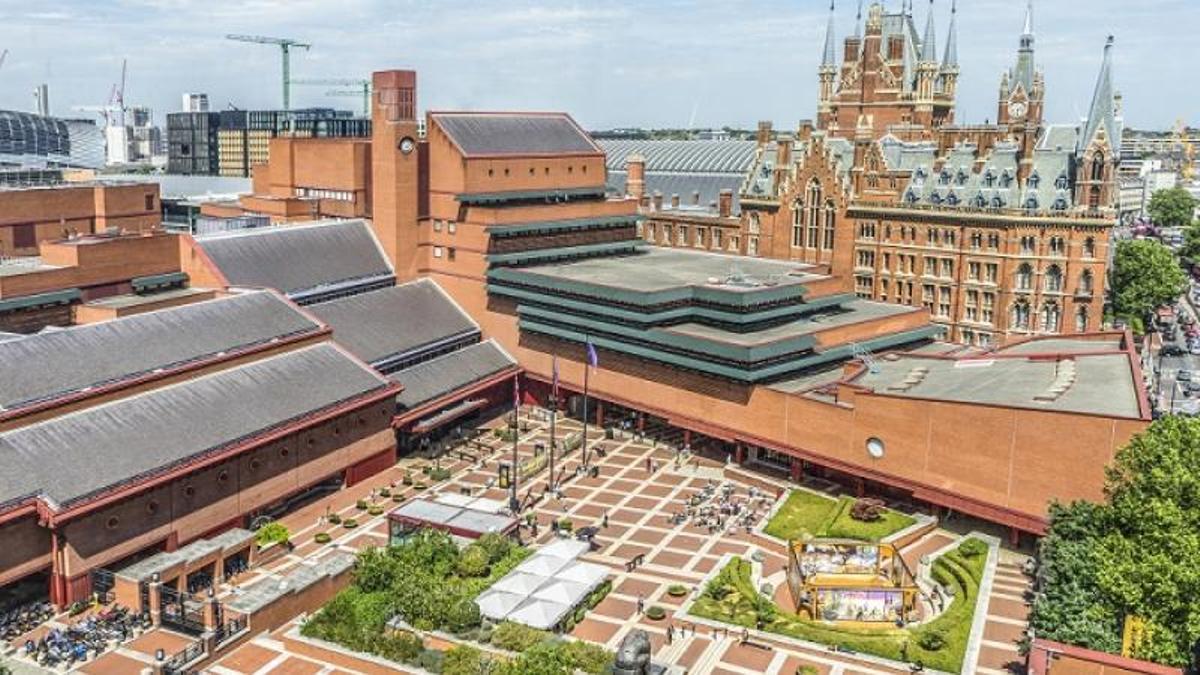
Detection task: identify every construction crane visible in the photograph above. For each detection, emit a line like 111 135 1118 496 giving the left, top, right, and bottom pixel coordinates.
0 49 8 71
225 34 311 111
71 59 128 127
290 78 371 116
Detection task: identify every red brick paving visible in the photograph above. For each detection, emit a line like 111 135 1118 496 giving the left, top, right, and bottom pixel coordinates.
571 617 622 644
79 650 150 675
267 656 325 674
720 640 776 670
213 641 280 672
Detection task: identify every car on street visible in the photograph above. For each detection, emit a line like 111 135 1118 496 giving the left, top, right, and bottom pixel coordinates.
1190 344 1200 356
1162 344 1186 356
1178 370 1194 382
1188 381 1200 395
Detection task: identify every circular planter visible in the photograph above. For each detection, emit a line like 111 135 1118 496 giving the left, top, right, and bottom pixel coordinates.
392 494 406 503
314 533 331 544
368 506 384 516
355 500 369 510
645 606 667 621
667 585 688 598
343 519 359 529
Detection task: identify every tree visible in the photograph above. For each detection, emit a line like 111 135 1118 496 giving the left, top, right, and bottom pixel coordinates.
1147 187 1198 228
1178 224 1200 263
1030 416 1200 666
1110 240 1186 322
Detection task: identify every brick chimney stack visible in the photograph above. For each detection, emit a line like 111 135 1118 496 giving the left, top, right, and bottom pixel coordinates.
670 194 680 209
692 190 701 205
756 121 773 146
652 191 663 212
718 189 733 218
625 154 646 203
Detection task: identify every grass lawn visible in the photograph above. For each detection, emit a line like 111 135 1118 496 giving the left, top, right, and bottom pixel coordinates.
690 538 989 673
763 490 916 542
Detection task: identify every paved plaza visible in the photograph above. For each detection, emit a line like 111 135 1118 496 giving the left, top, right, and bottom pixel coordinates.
10 405 1028 675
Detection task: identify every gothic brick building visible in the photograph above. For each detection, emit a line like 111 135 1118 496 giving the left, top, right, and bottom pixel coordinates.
735 1 1121 345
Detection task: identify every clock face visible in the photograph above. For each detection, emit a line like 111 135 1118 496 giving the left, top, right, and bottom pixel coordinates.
1008 101 1028 120
399 137 415 155
866 437 886 459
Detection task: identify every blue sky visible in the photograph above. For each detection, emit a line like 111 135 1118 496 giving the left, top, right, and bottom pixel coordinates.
0 0 1193 131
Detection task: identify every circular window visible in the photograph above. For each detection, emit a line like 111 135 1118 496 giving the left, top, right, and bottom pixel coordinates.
866 437 886 459
280 448 290 458
398 137 415 155
105 516 120 530
217 470 229 484
307 437 315 447
250 459 262 470
146 500 159 515
183 485 196 498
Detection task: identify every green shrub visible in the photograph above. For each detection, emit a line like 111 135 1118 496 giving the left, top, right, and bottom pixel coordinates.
442 645 485 675
379 488 391 497
414 482 427 491
392 494 405 502
457 544 490 577
559 640 614 674
446 598 481 634
368 506 384 516
422 465 432 475
645 605 666 620
958 538 987 559
917 628 947 651
343 518 358 529
557 518 573 533
796 666 820 675
491 621 550 652
416 648 444 673
430 467 452 481
370 632 423 663
574 605 587 623
255 521 290 547
667 584 688 597
402 472 413 485
356 499 369 510
314 532 331 544
327 513 341 524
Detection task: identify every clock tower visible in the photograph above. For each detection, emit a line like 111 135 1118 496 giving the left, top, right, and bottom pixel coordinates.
996 1 1044 183
370 69 422 281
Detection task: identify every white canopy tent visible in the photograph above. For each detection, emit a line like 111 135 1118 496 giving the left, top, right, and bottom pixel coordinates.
554 560 610 588
474 589 526 622
473 536 611 631
506 597 572 631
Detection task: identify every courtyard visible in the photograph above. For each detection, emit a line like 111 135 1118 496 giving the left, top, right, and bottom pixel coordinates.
30 404 1031 675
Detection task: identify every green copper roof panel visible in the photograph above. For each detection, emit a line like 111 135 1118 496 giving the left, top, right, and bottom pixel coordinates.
457 186 606 205
487 240 646 267
518 318 940 384
0 288 81 313
486 215 640 238
488 283 857 327
131 271 189 290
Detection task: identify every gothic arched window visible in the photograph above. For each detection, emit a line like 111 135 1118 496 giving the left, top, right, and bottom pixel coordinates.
806 180 822 248
822 200 836 250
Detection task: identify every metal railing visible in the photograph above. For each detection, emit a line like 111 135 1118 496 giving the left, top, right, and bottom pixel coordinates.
162 639 206 675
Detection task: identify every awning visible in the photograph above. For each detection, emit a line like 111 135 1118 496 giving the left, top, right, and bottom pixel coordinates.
412 398 487 434
506 598 572 630
131 271 188 292
0 288 80 313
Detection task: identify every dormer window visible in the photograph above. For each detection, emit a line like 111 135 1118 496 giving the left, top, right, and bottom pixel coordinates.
984 171 996 188
1055 173 1069 190
946 192 960 206
930 192 942 205
939 171 951 185
905 189 919 204
956 169 968 186
1024 195 1039 211
972 194 986 208
1028 173 1041 189
1001 171 1014 188
991 195 1004 208
1053 196 1069 211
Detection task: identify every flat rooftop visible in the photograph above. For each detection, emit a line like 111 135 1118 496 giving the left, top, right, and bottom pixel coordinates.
998 337 1123 355
852 352 1142 419
664 300 916 347
81 287 213 310
0 257 57 278
514 247 824 294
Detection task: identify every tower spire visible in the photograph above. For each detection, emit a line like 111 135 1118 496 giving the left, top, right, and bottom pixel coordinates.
1022 0 1033 38
921 0 937 62
854 0 863 38
1080 36 1118 151
821 0 837 67
942 0 958 67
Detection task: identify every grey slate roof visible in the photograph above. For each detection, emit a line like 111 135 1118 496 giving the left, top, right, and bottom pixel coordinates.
598 140 756 174
0 343 391 510
0 291 320 414
393 340 516 410
196 220 394 302
307 279 479 369
432 113 601 157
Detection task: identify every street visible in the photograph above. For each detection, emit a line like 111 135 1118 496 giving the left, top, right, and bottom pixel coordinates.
1152 281 1200 415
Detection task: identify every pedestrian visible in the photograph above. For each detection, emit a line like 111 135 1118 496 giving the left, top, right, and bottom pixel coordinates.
645 457 652 473
667 623 674 644
637 595 645 615
741 627 749 644
603 511 609 528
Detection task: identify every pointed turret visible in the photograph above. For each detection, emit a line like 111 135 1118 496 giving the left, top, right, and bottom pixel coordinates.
854 0 863 38
920 0 937 62
821 0 838 67
942 0 958 68
1022 0 1033 41
1080 36 1119 152
1010 0 1036 93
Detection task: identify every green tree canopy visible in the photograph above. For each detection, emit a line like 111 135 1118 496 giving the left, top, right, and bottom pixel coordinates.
1147 187 1198 228
1110 239 1186 321
1030 415 1200 666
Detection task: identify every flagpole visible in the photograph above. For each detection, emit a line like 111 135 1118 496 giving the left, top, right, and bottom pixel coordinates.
510 376 520 513
582 353 590 472
549 356 557 492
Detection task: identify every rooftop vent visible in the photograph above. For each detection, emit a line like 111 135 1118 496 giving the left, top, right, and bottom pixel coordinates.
887 365 930 392
1034 359 1077 403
